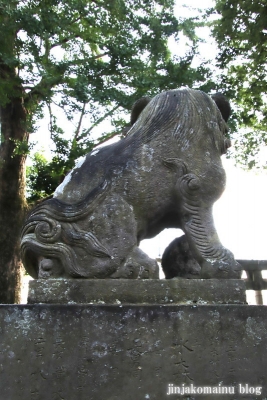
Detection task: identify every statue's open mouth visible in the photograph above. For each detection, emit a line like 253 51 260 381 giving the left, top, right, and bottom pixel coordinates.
21 230 93 279
37 257 66 279
21 239 67 279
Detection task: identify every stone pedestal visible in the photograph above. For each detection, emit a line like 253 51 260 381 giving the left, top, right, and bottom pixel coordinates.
28 279 246 305
1 280 266 400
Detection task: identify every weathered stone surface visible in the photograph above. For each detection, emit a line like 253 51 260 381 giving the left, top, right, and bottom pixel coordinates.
28 278 246 305
21 89 241 280
162 234 201 279
0 304 267 399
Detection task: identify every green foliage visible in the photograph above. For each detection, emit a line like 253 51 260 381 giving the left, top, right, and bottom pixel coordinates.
26 129 95 202
9 138 33 157
212 0 267 169
26 152 59 202
1 0 213 200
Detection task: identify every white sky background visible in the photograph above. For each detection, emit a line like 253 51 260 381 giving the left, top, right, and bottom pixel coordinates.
28 0 267 263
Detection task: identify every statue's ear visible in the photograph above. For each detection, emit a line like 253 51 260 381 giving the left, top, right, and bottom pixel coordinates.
130 96 151 125
211 93 231 122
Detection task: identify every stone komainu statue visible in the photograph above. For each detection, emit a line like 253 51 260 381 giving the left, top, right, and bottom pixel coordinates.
21 88 241 280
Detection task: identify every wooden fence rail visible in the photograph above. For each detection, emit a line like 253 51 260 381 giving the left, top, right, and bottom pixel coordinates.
237 260 267 291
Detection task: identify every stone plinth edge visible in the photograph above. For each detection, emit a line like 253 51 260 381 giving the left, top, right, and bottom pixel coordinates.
28 278 246 305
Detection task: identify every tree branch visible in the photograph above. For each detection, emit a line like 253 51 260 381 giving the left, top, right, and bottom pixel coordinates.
50 33 81 49
24 74 63 104
47 101 53 138
74 102 86 140
77 104 120 141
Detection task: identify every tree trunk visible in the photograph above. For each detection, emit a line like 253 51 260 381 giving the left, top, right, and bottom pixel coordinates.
0 96 28 303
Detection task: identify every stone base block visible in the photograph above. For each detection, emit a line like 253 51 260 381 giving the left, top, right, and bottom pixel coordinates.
28 278 246 305
0 304 267 399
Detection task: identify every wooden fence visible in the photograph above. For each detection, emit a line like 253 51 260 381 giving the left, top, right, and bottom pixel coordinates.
238 260 267 305
238 260 267 290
